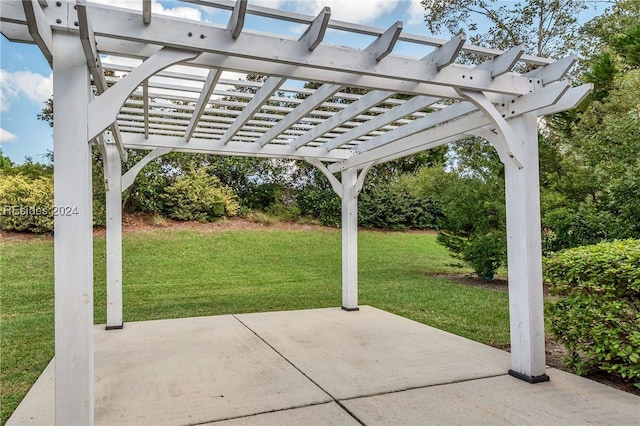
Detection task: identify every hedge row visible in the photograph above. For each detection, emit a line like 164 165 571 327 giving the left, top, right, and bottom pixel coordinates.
0 170 239 233
545 239 640 389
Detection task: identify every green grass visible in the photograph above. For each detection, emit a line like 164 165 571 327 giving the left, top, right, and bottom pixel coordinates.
0 228 509 424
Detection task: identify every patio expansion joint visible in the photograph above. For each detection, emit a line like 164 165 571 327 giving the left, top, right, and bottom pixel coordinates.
231 314 367 426
337 371 510 403
187 402 346 426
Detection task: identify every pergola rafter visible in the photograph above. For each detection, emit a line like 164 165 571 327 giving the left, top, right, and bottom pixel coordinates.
1 1 592 424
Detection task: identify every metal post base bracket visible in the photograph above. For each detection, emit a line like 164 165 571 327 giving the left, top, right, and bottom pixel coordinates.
105 324 124 330
508 369 550 384
341 306 360 312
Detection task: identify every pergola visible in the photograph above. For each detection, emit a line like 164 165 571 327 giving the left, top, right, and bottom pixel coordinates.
2 0 591 424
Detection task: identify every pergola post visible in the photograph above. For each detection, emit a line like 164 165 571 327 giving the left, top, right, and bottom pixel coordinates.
341 168 359 311
104 139 123 330
53 32 95 424
504 112 549 383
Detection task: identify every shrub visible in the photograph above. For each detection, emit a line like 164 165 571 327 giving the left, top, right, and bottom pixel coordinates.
296 185 341 227
545 239 640 388
162 170 239 222
358 181 441 231
439 230 506 281
0 174 54 233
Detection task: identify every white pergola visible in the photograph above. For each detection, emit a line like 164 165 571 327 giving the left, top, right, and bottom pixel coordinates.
2 0 591 423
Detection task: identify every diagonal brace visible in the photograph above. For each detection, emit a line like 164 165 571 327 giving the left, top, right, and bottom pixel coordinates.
88 48 199 141
457 89 524 168
77 0 127 161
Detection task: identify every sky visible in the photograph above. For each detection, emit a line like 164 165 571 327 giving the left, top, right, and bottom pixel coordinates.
0 0 610 164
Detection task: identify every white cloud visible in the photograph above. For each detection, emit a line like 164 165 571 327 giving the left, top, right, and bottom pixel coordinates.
0 128 17 143
407 0 426 25
0 69 52 112
289 0 400 24
89 0 202 21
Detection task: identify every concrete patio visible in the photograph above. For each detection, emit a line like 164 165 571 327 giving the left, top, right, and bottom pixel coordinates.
8 306 640 425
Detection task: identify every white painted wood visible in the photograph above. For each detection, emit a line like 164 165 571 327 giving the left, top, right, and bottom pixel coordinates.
53 31 94 425
220 77 284 145
121 148 172 191
423 34 466 70
22 0 52 64
330 81 573 173
257 84 342 147
325 95 441 152
341 168 359 310
227 0 247 39
142 0 151 24
299 7 331 51
292 90 393 149
183 0 553 66
305 158 343 198
88 48 199 141
356 101 476 154
525 55 577 85
77 0 129 162
504 112 547 379
537 83 593 116
122 133 350 162
476 45 525 78
104 140 123 329
143 79 149 139
366 133 466 166
365 21 402 61
457 90 524 168
184 68 222 142
328 109 488 173
76 5 533 96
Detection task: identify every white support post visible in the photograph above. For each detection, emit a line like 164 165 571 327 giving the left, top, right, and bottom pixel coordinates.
504 112 549 383
104 139 123 330
53 32 94 424
341 168 359 311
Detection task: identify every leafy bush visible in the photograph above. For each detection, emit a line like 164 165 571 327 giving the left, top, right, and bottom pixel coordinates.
296 185 341 227
545 239 640 388
0 174 54 233
439 230 506 280
296 167 442 230
162 170 239 222
358 181 441 231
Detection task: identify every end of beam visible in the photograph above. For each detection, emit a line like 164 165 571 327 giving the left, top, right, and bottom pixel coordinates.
422 33 466 70
477 45 525 78
227 0 247 39
142 0 151 25
299 7 331 51
22 0 53 65
524 55 577 85
365 21 403 61
537 83 593 115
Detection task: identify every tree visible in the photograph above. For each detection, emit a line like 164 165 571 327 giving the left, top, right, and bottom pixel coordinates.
422 0 588 63
540 1 640 251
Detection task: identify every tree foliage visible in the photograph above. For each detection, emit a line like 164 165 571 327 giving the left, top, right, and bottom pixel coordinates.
422 0 587 61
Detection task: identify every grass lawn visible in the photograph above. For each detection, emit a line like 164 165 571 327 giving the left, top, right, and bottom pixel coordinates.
0 228 510 424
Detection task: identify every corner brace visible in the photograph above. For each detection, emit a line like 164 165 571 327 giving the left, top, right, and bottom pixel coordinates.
88 48 199 141
122 147 173 191
457 89 524 169
305 159 373 199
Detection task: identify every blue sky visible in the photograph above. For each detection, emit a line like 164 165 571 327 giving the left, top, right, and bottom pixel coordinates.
0 0 609 164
